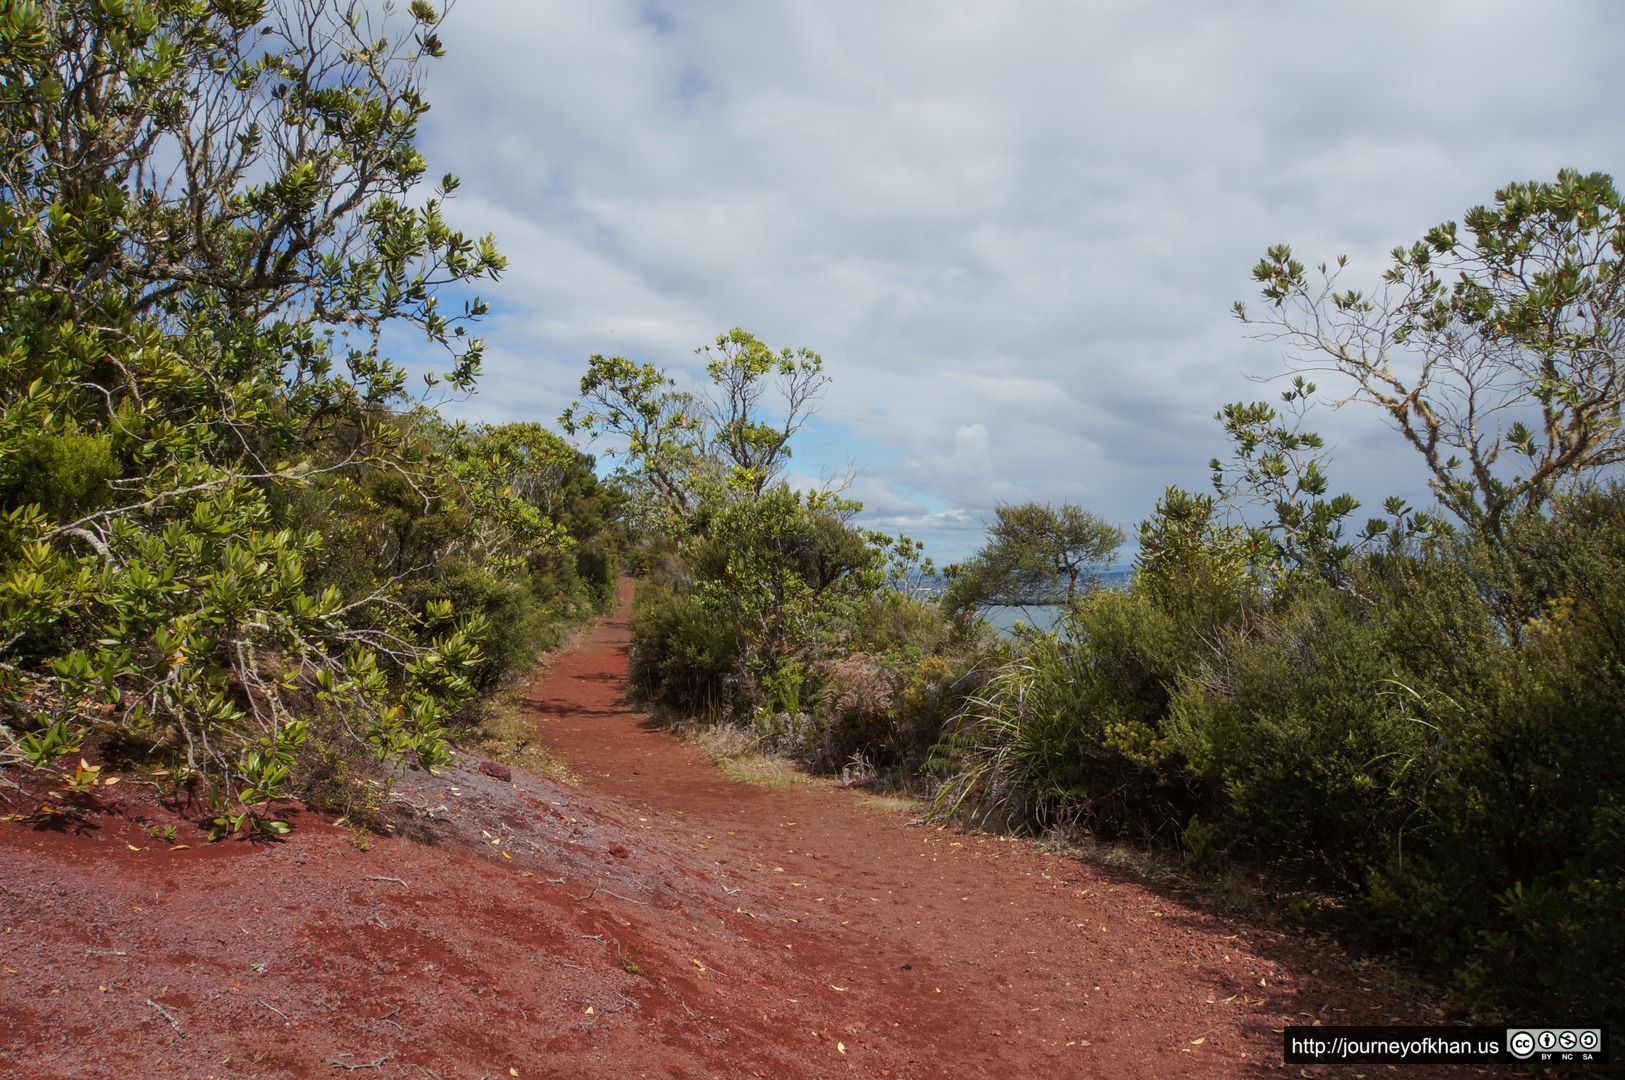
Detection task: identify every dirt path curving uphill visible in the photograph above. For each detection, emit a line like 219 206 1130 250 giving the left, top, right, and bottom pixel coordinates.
516 580 1507 1079
0 581 1510 1078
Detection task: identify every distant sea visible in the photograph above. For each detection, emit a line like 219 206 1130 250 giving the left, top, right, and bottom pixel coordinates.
901 568 1133 639
981 604 1067 636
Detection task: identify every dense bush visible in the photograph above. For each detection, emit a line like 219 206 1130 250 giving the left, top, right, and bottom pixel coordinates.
3 1 631 827
571 538 620 610
775 652 896 772
424 563 554 694
0 0 547 824
932 594 1200 838
1367 495 1625 1019
790 593 1000 777
929 488 1625 1023
629 581 746 715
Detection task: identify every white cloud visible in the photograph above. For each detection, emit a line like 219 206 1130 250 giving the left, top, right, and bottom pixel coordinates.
417 0 1625 560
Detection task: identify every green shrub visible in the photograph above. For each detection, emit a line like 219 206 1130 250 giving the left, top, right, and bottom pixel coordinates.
424 562 557 693
1354 502 1620 1017
0 426 118 526
1157 506 1625 1021
1181 814 1225 876
574 538 618 609
897 654 961 753
1167 573 1445 880
628 581 746 715
846 591 959 656
930 490 1625 1024
708 587 996 781
1463 865 1625 1022
931 623 1193 838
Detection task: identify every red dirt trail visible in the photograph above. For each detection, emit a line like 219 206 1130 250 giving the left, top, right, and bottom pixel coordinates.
0 582 1510 1078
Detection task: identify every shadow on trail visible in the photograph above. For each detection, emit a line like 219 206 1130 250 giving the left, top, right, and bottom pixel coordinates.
521 696 627 720
570 671 624 684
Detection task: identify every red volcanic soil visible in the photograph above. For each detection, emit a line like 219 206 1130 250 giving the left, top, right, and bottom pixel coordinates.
0 583 1512 1079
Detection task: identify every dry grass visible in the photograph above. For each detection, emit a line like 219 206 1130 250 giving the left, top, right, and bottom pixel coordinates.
661 719 845 791
854 791 926 814
690 722 759 762
459 653 578 786
672 716 937 806
680 722 812 789
716 754 808 788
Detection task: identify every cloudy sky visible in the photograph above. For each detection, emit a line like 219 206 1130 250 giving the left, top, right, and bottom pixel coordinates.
415 0 1625 562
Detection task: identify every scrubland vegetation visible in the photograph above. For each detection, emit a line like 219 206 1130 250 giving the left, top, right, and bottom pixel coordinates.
600 172 1625 1026
0 0 615 835
1 0 1617 1034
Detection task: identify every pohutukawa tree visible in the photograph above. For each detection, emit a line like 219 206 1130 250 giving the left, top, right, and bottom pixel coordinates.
1237 169 1625 542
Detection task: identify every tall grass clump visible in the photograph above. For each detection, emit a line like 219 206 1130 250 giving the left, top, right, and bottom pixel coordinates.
931 631 1095 833
931 612 1197 840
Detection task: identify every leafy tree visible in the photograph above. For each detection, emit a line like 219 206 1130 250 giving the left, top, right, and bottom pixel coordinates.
944 501 1123 614
1134 485 1258 612
699 328 830 497
558 354 706 526
1209 378 1362 580
0 0 511 824
566 332 931 720
1207 378 1449 581
1238 169 1625 542
687 484 883 665
560 328 829 528
466 423 601 524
